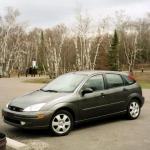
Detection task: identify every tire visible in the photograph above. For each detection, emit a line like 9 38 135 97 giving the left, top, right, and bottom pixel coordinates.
127 99 141 120
50 110 73 136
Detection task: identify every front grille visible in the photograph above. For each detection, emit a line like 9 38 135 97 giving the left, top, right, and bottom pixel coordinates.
8 105 23 112
4 117 20 125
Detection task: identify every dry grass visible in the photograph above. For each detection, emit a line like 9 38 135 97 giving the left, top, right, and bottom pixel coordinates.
134 72 150 89
23 77 50 84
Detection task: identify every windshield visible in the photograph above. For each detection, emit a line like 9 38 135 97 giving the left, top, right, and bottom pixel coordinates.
42 73 86 92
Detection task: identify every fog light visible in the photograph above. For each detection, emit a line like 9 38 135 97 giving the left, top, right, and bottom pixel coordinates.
20 121 26 126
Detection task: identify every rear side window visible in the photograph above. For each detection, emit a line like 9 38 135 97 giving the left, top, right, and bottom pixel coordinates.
123 75 136 85
83 75 104 91
106 74 124 88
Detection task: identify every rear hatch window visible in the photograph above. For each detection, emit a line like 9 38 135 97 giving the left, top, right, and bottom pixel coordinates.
123 74 136 85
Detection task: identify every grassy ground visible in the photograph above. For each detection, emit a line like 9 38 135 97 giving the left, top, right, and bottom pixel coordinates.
134 72 150 89
23 72 150 89
23 77 50 84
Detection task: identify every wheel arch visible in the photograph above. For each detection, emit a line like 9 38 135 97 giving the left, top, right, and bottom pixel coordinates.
51 103 78 121
128 93 143 107
54 107 76 121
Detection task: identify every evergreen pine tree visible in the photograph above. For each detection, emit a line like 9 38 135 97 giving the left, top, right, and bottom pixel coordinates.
108 29 119 71
38 30 46 72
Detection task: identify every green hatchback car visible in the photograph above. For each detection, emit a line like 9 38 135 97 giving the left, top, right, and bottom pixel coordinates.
2 71 144 136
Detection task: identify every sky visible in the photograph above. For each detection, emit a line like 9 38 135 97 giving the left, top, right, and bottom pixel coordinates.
0 0 150 28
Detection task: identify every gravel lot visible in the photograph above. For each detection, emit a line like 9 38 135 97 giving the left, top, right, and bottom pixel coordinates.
0 77 150 150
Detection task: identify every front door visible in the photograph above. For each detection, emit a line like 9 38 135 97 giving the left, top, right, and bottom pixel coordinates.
78 75 105 120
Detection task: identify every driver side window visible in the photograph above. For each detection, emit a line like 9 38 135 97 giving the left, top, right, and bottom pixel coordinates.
83 75 104 91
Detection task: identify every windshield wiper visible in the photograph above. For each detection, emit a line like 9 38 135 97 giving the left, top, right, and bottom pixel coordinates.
40 89 58 93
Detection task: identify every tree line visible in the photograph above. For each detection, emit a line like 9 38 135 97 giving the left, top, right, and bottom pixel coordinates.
0 8 150 77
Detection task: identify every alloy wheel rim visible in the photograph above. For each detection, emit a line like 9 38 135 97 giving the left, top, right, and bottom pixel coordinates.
129 102 140 118
52 114 71 134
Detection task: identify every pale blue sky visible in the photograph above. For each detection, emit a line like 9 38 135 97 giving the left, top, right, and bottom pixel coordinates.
0 0 149 28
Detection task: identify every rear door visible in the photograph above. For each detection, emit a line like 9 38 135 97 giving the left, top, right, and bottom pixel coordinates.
101 73 129 114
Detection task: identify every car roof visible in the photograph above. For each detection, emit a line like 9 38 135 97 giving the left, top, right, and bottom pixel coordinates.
69 70 128 76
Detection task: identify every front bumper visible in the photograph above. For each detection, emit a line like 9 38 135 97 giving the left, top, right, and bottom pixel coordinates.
2 108 53 129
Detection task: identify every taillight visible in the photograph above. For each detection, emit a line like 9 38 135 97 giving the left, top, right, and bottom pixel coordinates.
128 74 136 82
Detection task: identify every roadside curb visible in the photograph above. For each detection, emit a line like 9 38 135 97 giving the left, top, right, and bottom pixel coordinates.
6 138 50 150
6 138 29 150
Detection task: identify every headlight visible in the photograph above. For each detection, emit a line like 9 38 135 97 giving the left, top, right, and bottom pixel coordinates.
6 103 9 108
23 103 46 112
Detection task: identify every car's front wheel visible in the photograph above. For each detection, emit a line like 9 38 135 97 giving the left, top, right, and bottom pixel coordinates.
50 110 73 136
127 99 141 119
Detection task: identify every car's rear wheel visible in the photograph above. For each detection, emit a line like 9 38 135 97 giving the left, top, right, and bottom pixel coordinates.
127 99 141 119
50 110 73 136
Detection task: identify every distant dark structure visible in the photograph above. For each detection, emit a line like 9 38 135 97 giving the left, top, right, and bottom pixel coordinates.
26 67 38 77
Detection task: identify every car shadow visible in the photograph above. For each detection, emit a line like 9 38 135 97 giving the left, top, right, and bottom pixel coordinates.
5 114 127 139
6 127 50 139
73 114 127 131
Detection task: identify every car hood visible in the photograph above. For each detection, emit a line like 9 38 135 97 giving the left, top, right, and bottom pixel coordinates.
9 90 71 109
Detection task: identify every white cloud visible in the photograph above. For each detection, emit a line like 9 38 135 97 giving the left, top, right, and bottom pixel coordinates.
0 0 149 28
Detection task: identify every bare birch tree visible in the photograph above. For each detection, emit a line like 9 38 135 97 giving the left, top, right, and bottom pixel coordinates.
73 10 92 70
44 24 67 77
122 23 141 72
0 7 26 76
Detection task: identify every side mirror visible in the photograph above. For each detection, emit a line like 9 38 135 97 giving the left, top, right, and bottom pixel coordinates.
81 88 94 96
